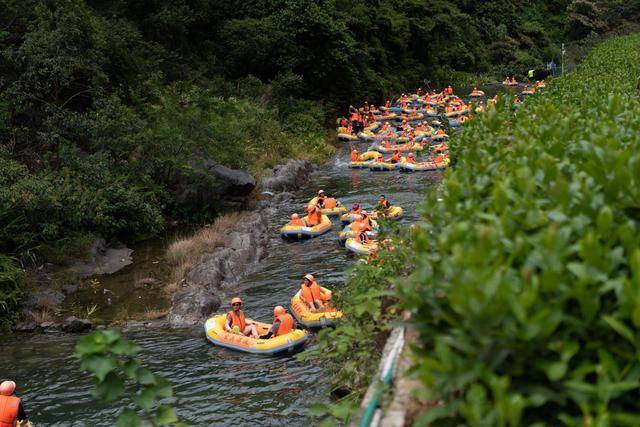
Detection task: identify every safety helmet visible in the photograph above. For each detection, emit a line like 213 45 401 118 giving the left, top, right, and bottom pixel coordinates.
231 297 242 305
291 213 299 219
274 306 286 317
352 203 360 210
304 273 315 282
318 190 325 195
0 381 16 396
408 153 415 158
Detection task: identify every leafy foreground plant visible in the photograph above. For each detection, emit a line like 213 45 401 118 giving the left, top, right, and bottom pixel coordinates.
305 222 415 424
400 34 640 425
75 329 183 426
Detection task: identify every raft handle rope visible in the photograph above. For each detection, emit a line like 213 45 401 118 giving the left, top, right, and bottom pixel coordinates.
358 327 405 427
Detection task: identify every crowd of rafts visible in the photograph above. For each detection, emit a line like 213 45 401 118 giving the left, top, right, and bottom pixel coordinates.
204 81 545 355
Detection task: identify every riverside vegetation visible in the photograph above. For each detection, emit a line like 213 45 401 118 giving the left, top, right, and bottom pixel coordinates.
313 34 640 425
2 0 639 324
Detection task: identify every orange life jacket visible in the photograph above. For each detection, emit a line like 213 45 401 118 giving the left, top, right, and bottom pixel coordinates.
306 207 322 226
289 218 305 226
350 151 359 162
301 283 322 305
323 198 337 209
227 310 246 331
274 314 294 336
391 152 401 162
0 396 20 427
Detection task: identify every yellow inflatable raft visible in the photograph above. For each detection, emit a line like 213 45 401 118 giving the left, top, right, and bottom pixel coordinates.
445 108 469 117
338 226 377 242
400 160 449 172
345 238 377 255
372 143 423 154
371 205 403 220
205 315 309 354
290 288 343 328
369 162 398 171
337 132 358 141
349 150 378 168
281 215 332 239
308 198 347 216
469 90 485 97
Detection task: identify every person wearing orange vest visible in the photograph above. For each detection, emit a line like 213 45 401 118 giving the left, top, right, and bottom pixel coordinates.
350 150 360 162
389 150 402 164
375 153 383 163
360 211 374 231
315 189 327 207
305 204 322 226
259 306 294 339
0 380 27 427
288 213 305 227
300 274 329 311
225 297 259 338
406 152 416 164
349 203 362 215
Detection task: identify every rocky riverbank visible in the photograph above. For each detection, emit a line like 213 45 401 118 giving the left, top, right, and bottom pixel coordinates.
8 159 317 334
167 159 316 327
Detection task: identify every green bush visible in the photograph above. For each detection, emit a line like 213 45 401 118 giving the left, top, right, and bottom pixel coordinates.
0 255 25 325
401 34 640 425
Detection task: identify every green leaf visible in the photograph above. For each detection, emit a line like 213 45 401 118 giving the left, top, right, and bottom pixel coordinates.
123 359 141 380
545 362 567 381
117 408 143 427
133 387 157 412
154 405 179 425
93 372 125 402
136 368 157 386
602 315 635 344
82 355 118 383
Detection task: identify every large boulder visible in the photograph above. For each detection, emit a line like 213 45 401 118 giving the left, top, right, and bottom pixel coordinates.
167 287 221 328
170 162 255 210
261 159 315 193
68 238 133 277
207 164 256 197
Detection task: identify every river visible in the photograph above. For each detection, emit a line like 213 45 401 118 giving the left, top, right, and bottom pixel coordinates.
1 84 512 426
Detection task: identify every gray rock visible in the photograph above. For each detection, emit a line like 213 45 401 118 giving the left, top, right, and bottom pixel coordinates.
207 164 256 196
167 287 221 328
261 159 315 193
66 237 133 277
40 322 61 333
12 322 37 333
62 316 93 333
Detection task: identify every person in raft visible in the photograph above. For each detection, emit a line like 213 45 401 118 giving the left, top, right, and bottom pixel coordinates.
389 150 402 164
350 149 360 162
305 204 323 226
316 190 338 209
360 211 375 231
258 306 294 339
376 195 391 213
300 274 331 312
225 297 259 338
349 203 362 215
288 213 305 227
0 380 29 427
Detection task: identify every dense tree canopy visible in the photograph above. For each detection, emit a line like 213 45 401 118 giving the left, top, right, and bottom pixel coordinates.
0 0 638 267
